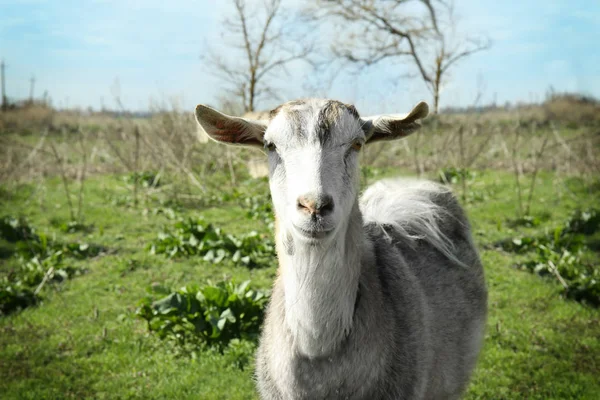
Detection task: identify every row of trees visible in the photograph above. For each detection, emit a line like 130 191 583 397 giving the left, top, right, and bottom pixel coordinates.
205 0 490 115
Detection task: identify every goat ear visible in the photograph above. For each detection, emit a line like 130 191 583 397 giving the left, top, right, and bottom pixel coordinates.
361 102 429 143
195 104 267 147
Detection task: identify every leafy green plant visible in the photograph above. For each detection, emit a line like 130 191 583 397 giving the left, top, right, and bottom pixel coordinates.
136 280 269 352
517 246 599 306
0 280 38 316
148 217 275 268
18 256 86 286
1 216 103 261
499 227 584 254
0 254 87 316
14 235 103 261
500 208 599 254
0 216 102 315
0 215 36 242
507 212 552 228
49 218 93 234
499 208 599 306
564 208 600 235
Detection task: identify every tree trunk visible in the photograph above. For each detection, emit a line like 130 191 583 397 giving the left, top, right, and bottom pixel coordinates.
248 72 256 112
433 58 442 115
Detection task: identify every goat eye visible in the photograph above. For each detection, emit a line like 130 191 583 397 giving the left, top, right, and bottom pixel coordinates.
266 142 276 152
351 140 363 151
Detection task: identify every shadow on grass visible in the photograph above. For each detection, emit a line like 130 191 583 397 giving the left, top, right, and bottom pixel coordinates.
585 236 600 254
0 242 15 259
0 324 99 398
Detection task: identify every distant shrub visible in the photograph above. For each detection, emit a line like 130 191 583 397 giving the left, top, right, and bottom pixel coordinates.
0 103 54 134
543 92 600 126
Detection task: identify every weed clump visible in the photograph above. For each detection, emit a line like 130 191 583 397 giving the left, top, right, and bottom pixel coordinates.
0 215 104 315
136 280 268 366
0 216 36 242
498 208 600 306
148 217 275 268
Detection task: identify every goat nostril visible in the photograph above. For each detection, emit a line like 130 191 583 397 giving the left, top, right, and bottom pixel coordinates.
320 196 334 216
297 197 315 214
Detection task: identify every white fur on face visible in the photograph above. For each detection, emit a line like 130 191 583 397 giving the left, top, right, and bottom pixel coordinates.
264 99 367 357
264 100 364 243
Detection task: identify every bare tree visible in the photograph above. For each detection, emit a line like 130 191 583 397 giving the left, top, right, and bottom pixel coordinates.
204 0 314 113
311 0 490 114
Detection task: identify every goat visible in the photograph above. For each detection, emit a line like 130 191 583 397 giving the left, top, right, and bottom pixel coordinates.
194 99 487 400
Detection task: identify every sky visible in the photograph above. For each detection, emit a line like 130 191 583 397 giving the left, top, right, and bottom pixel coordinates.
0 0 599 115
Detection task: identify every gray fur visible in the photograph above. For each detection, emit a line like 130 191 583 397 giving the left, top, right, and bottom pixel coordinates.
193 98 487 400
269 99 360 145
256 182 487 399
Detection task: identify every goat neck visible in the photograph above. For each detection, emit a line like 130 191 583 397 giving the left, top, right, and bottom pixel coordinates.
276 202 365 358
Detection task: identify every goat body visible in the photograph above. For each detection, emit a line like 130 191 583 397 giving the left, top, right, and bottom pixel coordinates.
256 179 487 400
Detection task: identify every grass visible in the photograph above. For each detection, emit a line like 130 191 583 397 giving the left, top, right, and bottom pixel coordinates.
0 168 599 399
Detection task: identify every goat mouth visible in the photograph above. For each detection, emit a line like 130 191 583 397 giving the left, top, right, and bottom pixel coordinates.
293 225 334 240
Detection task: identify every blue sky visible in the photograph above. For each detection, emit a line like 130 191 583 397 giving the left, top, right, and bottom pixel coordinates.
0 0 599 115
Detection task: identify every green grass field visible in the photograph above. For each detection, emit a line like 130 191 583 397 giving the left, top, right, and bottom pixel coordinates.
1 165 599 399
